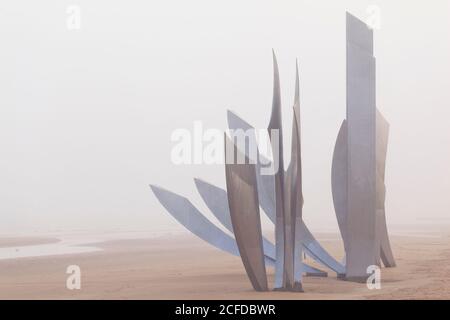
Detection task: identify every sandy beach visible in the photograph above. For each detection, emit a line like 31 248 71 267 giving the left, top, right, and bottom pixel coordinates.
0 227 449 300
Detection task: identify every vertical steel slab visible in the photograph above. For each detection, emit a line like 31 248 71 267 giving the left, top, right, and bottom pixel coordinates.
346 13 378 281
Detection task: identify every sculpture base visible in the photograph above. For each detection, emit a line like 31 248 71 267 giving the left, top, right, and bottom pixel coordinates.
344 276 370 283
305 272 328 278
273 283 304 293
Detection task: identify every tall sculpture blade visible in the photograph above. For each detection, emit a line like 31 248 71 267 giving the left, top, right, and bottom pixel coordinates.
225 135 268 291
282 62 304 291
292 63 305 288
376 110 396 267
345 12 378 281
284 113 303 291
291 108 304 290
268 50 286 289
332 15 396 277
150 185 275 267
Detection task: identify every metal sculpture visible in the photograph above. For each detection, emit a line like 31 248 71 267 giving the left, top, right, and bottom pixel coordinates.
226 111 344 276
150 12 396 291
330 13 395 281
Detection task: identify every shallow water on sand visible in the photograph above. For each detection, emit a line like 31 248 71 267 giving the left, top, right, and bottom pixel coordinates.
0 240 100 260
0 231 169 261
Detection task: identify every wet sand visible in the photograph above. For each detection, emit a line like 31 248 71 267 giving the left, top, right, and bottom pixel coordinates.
0 237 60 248
0 230 449 300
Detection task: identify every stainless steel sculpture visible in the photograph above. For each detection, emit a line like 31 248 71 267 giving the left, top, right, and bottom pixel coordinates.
150 54 342 291
150 12 395 292
331 13 396 281
257 53 304 291
226 111 344 276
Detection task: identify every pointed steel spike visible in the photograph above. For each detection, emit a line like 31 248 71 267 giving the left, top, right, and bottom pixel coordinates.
269 51 283 141
268 50 286 290
149 185 239 256
227 110 252 132
294 60 300 107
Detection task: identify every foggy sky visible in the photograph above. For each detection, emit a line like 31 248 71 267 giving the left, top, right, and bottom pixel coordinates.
1 0 449 234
